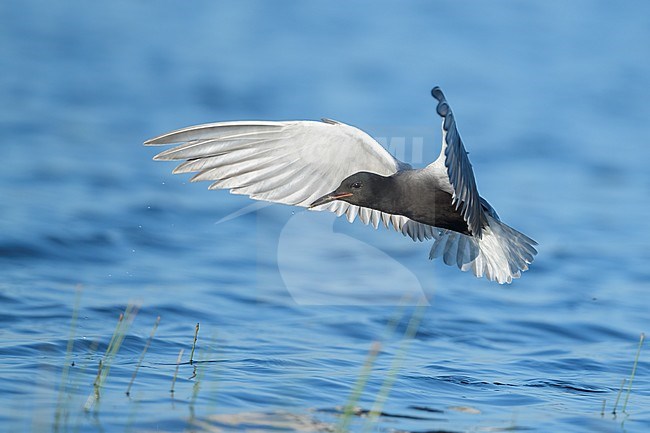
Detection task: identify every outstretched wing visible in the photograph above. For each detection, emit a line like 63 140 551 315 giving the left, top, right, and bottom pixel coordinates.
430 87 486 238
146 120 402 207
145 120 434 240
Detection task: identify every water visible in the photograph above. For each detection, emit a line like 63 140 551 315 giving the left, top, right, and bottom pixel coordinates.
2 1 649 432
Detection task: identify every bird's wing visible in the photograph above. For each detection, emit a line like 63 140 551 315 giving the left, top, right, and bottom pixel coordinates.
145 120 434 241
429 87 486 238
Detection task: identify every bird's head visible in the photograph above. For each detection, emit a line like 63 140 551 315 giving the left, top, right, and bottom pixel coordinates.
309 171 386 209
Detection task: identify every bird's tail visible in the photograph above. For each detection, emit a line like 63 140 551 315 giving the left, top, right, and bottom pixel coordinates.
428 215 537 284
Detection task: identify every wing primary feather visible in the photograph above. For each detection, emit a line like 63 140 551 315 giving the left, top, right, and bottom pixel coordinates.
145 121 288 145
431 87 485 238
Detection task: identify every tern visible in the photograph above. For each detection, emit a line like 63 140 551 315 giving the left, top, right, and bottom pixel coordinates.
145 87 537 283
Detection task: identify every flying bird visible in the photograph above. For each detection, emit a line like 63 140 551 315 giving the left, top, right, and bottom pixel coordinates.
145 87 537 283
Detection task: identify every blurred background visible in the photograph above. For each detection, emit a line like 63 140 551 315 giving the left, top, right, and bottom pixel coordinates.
1 1 649 432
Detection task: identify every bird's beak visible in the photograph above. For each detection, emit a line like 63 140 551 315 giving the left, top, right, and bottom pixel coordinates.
309 191 353 208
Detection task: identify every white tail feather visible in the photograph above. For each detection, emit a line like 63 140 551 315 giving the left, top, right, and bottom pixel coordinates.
429 215 537 284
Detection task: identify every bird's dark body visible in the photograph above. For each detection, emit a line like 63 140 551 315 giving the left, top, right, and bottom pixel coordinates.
396 188 471 235
327 170 472 236
385 171 472 235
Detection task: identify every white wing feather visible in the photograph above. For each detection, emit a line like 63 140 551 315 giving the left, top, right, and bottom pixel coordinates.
145 120 433 241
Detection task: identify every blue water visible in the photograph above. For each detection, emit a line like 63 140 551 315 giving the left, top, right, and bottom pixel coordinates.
2 1 649 432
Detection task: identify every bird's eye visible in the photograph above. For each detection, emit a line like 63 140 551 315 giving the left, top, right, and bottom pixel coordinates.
351 181 362 189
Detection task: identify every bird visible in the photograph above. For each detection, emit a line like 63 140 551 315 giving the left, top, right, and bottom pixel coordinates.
145 87 537 284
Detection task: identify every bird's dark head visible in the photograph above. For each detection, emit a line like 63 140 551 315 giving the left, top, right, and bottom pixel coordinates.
309 171 388 208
